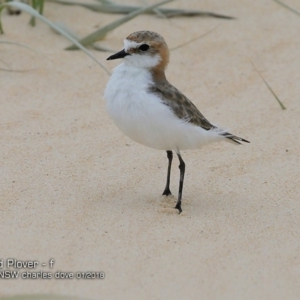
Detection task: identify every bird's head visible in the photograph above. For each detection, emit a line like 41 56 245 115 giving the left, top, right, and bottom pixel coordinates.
107 31 170 72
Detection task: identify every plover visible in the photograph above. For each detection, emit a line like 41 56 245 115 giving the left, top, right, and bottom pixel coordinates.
104 30 249 213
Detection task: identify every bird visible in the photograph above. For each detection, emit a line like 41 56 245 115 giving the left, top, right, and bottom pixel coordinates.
104 30 249 213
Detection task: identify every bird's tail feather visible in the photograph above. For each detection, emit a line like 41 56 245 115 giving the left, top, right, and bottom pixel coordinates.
222 132 250 145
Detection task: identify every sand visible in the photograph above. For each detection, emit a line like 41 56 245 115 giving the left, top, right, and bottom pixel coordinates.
1 0 300 299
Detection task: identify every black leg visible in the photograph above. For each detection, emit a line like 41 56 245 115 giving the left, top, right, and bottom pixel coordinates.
175 153 185 214
162 150 173 196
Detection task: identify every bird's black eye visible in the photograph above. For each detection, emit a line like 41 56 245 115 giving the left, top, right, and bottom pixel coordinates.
139 44 149 51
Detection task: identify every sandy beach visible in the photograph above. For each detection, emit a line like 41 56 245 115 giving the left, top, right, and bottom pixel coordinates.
1 0 300 299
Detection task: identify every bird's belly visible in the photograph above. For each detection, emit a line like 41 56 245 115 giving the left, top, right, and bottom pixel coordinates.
106 90 176 150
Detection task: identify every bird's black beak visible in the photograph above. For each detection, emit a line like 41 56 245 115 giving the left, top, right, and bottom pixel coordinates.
107 49 130 60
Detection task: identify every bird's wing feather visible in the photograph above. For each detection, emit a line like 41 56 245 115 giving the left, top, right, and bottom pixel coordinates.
149 81 215 130
149 81 250 144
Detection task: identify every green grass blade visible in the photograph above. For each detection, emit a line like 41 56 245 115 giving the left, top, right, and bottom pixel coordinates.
51 21 80 39
0 1 110 75
273 0 300 16
92 44 115 52
140 0 167 18
51 22 115 52
65 0 174 50
30 0 37 26
0 40 41 53
29 0 45 25
96 0 115 3
0 6 6 34
251 61 286 110
171 25 220 51
39 0 45 14
0 57 11 68
50 0 234 19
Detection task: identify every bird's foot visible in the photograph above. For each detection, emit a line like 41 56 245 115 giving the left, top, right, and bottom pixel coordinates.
175 202 182 214
162 188 172 196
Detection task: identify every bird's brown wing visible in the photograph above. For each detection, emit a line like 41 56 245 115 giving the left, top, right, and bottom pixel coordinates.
149 81 215 130
149 81 250 144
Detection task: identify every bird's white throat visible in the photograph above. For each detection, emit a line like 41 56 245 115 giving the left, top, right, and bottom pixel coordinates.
122 40 162 69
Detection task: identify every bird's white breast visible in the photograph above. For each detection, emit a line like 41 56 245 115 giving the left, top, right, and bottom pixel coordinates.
104 63 223 151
